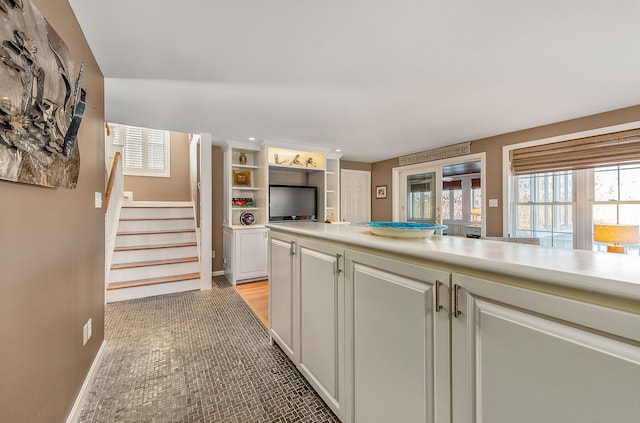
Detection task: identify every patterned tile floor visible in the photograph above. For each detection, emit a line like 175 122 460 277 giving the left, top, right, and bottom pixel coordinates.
78 277 339 423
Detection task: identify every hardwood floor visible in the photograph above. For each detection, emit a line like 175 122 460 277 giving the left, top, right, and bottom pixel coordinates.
234 280 269 328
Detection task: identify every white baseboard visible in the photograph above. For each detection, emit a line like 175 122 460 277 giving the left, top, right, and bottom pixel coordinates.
212 270 224 277
66 340 107 423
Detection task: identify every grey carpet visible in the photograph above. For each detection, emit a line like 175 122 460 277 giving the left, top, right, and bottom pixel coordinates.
78 276 339 423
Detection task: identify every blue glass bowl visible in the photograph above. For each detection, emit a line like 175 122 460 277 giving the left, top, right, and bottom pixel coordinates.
364 221 447 238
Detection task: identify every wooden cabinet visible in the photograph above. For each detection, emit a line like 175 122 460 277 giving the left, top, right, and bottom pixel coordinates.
451 273 640 423
297 238 346 419
268 231 296 359
223 226 268 285
345 251 450 423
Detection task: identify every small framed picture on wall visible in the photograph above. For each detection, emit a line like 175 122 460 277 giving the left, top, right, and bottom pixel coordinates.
376 185 387 199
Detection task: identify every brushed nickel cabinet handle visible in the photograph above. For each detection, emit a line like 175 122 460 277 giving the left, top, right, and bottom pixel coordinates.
435 280 443 312
335 253 342 276
290 241 296 256
453 284 462 318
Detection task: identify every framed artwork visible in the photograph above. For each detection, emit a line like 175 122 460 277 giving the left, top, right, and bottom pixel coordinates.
0 0 87 188
376 185 387 199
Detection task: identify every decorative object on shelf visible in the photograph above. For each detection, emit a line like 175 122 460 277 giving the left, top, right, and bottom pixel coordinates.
238 152 247 165
0 0 87 188
233 169 251 186
232 197 254 207
268 147 325 169
376 185 387 199
240 211 255 225
594 224 639 254
363 221 447 238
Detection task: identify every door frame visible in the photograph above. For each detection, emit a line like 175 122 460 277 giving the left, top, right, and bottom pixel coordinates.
392 153 486 228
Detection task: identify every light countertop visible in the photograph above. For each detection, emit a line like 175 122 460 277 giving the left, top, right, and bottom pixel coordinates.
266 222 640 302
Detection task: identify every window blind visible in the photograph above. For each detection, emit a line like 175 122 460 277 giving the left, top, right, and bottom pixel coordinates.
113 123 169 177
509 128 640 175
146 129 166 170
123 126 144 169
443 180 462 190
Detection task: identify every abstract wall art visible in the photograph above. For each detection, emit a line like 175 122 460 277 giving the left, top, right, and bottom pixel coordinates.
0 0 87 188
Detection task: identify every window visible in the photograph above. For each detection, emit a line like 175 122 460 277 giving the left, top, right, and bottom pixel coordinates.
509 165 640 254
112 124 170 177
592 164 640 255
511 171 575 249
407 173 435 222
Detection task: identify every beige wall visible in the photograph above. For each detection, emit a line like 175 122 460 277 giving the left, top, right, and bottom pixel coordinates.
370 105 640 235
371 158 398 221
472 105 640 235
0 1 105 421
341 160 372 172
124 131 191 201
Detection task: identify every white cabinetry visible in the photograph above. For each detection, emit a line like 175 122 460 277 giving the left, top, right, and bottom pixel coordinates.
268 231 296 359
345 251 450 423
223 226 268 285
297 238 346 419
452 273 640 423
325 155 340 222
223 144 265 227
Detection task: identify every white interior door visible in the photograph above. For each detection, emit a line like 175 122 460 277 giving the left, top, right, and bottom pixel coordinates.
341 169 371 224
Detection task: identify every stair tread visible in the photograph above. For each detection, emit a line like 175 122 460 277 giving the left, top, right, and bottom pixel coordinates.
117 229 196 236
122 205 192 208
119 217 193 221
111 256 199 270
107 273 201 290
114 242 197 252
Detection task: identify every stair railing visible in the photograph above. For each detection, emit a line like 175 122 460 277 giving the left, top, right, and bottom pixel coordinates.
105 152 124 290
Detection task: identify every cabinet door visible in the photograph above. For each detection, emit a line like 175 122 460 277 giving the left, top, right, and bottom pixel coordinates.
452 273 640 423
269 231 296 359
235 228 268 281
297 238 345 419
345 251 450 423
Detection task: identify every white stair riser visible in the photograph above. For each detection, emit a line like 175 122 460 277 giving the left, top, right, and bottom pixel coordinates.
117 219 195 233
106 279 200 303
112 245 198 265
109 261 200 283
115 232 196 248
120 207 194 220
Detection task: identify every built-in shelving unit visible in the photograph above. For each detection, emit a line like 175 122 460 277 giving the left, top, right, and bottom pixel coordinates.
221 141 341 284
223 143 266 227
325 155 340 222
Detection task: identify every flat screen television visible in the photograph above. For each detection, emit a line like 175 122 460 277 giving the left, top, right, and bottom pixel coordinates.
269 185 317 221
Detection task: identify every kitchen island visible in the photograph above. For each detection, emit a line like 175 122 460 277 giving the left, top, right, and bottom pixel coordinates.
267 222 640 423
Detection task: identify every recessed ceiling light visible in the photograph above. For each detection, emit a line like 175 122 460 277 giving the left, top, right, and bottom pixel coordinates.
249 137 255 141
336 149 341 152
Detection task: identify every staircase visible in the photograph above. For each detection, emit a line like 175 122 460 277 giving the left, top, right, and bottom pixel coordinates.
107 201 201 303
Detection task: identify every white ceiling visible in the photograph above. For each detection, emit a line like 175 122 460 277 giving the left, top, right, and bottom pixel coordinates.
68 0 640 162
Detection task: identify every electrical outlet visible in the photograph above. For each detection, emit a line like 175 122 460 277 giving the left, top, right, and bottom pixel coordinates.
211 250 215 258
94 192 102 208
83 318 92 346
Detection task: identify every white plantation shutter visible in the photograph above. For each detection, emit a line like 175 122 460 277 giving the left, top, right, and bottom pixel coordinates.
146 129 166 170
113 123 170 177
124 126 144 169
